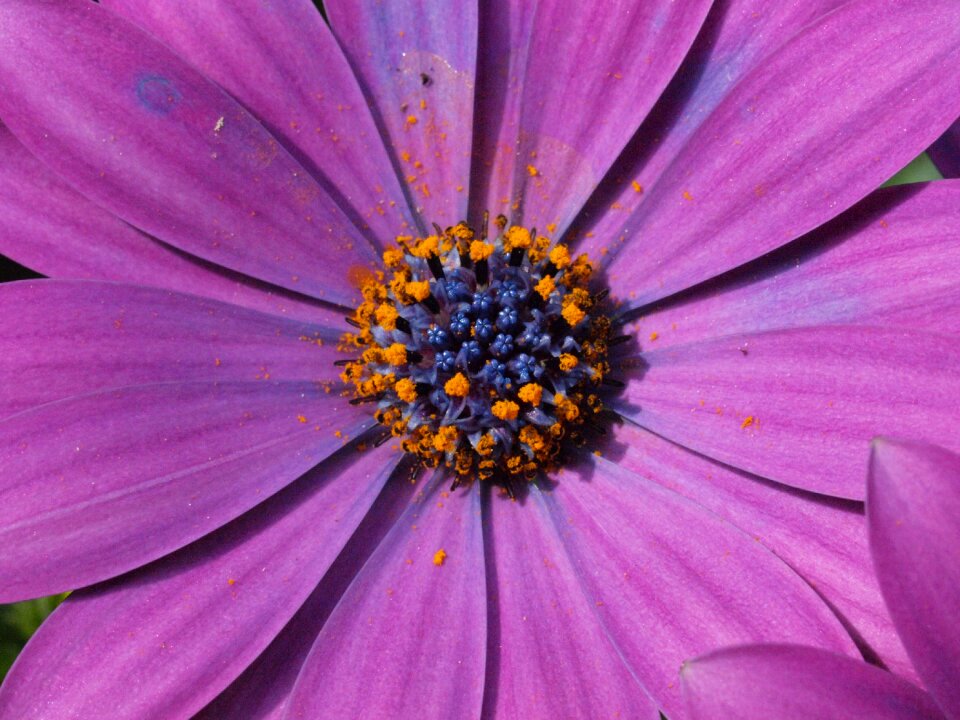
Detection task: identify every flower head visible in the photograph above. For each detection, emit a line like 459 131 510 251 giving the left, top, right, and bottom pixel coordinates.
0 1 959 718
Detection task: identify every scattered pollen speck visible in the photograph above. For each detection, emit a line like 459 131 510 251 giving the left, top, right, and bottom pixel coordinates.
297 414 308 424
406 114 418 126
433 548 447 566
227 578 236 586
649 331 659 341
214 116 225 134
682 190 694 201
741 416 756 430
632 180 644 194
526 164 540 177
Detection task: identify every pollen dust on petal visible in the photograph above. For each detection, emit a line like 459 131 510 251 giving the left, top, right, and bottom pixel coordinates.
433 548 447 566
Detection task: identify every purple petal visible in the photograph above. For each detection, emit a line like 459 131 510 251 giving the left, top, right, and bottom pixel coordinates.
929 120 960 178
545 459 856 719
483 485 662 719
325 0 477 227
600 0 960 307
0 443 401 720
286 477 486 719
608 422 918 684
0 381 370 601
196 461 421 720
618 326 960 499
682 644 944 720
0 126 339 323
869 439 960 719
99 0 415 242
629 181 960 348
0 0 375 305
571 0 845 253
471 0 712 237
0 280 344 418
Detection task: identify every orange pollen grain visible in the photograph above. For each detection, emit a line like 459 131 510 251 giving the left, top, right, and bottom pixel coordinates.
444 373 471 398
491 400 520 421
433 549 447 566
395 377 418 403
383 343 409 366
534 275 556 300
469 240 495 262
517 383 544 406
558 353 579 371
404 280 431 302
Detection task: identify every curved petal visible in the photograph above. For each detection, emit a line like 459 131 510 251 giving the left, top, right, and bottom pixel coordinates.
0 381 371 602
606 422 917 683
571 0 845 252
929 120 960 179
196 460 422 720
545 458 856 719
99 0 415 242
483 484 660 719
629 181 960 348
681 644 944 720
286 477 486 720
0 443 401 720
471 0 713 237
0 280 344 418
0 0 376 305
0 126 339 323
325 0 477 227
869 439 960 719
617 326 960 499
600 0 960 307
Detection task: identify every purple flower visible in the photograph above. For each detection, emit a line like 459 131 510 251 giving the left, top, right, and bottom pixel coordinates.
0 1 959 718
681 438 960 720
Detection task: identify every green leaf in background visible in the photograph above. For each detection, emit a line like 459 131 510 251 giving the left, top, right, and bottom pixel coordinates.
884 152 943 186
0 595 67 681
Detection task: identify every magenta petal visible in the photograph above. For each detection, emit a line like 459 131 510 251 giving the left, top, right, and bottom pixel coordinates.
573 0 845 254
929 120 960 178
620 326 960 499
98 0 415 241
0 381 370 601
630 181 960 348
0 281 343 418
0 444 400 720
473 0 712 236
484 486 661 719
196 464 420 720
325 0 477 227
547 459 855 719
0 0 375 305
0 126 338 322
608 422 917 683
286 478 486 719
681 644 944 720
869 439 960 719
602 0 960 307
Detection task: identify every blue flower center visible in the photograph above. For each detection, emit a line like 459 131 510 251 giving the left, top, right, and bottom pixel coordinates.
339 217 614 491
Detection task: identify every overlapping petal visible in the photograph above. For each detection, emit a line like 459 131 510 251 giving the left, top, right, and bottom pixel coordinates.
196 464 421 720
0 281 342 418
99 0 414 243
0 381 370 601
0 0 376 305
599 0 960 308
482 485 660 719
618 326 960 499
571 0 845 252
325 0 478 227
545 458 856 719
623 181 960 347
470 0 713 237
0 443 401 720
0 126 334 322
869 439 960 719
607 422 917 682
286 477 486 719
681 645 944 720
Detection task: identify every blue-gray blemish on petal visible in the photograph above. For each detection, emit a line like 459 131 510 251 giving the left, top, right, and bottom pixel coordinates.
135 75 181 115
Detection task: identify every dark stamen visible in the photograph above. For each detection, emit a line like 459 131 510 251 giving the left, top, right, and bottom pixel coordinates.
609 334 632 346
374 431 393 447
345 316 362 328
475 258 489 286
350 393 384 405
593 288 610 302
334 358 355 367
601 377 625 388
509 247 525 266
395 316 412 334
421 294 441 314
408 350 424 363
427 253 445 280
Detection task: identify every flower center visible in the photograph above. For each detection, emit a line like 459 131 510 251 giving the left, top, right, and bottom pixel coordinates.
339 215 615 493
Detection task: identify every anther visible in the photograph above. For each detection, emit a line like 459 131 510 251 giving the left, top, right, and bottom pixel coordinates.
344 316 362 328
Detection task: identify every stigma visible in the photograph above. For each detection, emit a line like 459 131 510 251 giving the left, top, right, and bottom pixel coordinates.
339 215 613 492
